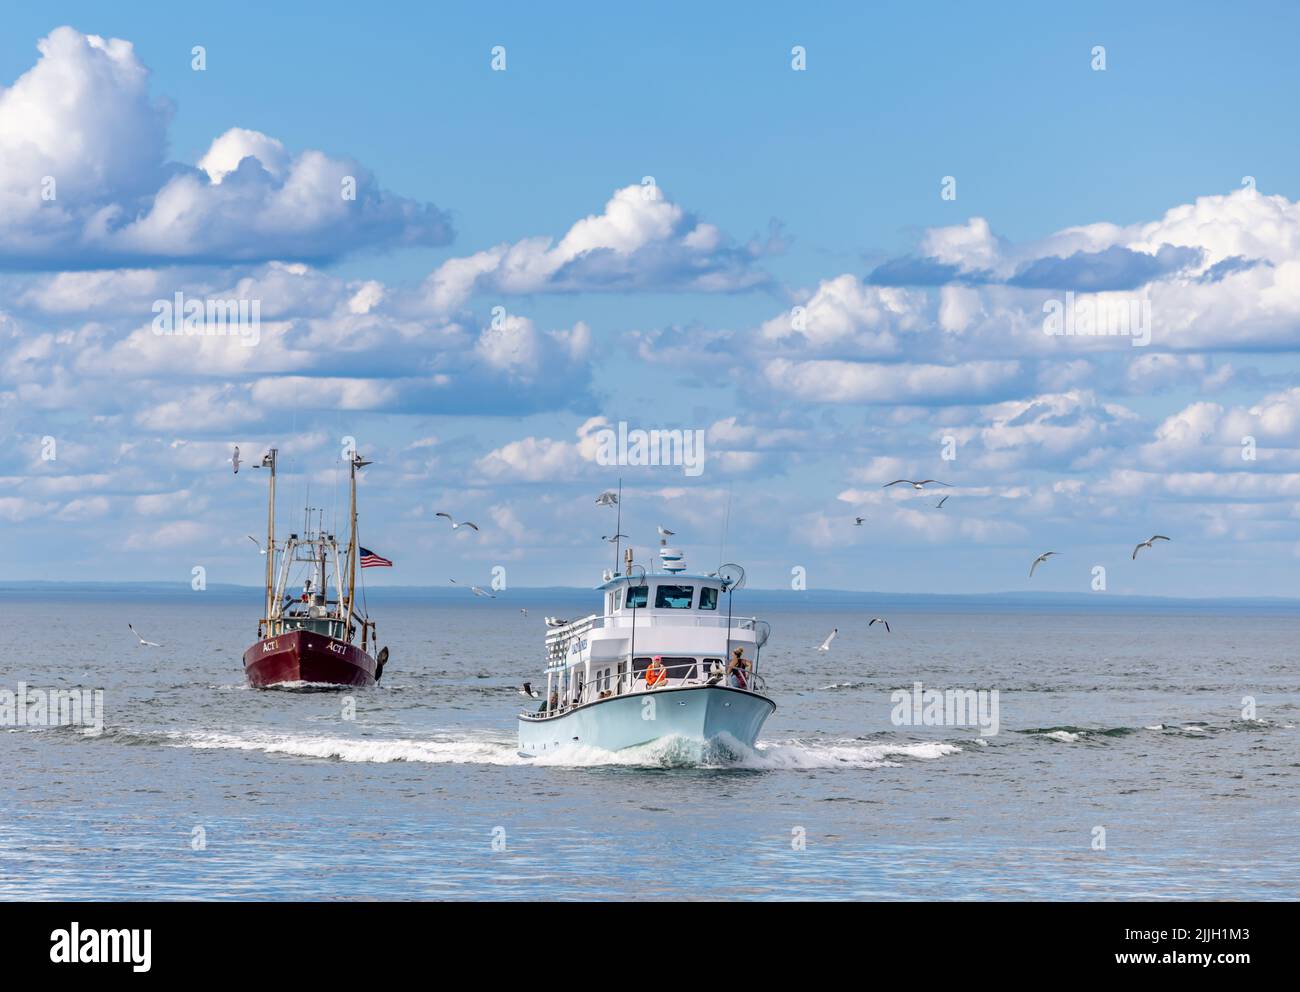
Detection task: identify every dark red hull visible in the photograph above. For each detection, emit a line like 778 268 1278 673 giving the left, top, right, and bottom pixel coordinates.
243 629 376 687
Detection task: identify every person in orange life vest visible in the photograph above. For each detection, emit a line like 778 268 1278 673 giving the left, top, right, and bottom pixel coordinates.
645 655 668 688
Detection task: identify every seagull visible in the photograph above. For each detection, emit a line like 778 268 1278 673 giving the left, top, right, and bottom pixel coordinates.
853 516 867 526
868 617 891 633
1029 551 1059 577
544 617 569 628
519 608 528 617
232 446 241 475
128 623 161 647
595 491 619 506
601 533 628 543
435 512 479 531
449 579 494 598
657 525 675 538
247 535 266 555
519 682 540 698
884 480 952 491
817 628 837 652
935 496 949 509
1132 535 1171 560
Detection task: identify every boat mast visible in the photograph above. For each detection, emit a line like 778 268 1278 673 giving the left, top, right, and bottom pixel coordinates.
612 477 623 572
262 448 278 630
344 451 370 638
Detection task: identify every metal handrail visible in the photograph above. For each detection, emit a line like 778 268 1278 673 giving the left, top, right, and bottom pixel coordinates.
522 663 768 719
545 612 768 642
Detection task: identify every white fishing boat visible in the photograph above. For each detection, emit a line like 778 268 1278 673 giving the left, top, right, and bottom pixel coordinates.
518 546 774 757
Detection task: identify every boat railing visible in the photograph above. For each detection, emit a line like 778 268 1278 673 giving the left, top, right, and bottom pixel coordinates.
545 612 770 648
522 661 768 719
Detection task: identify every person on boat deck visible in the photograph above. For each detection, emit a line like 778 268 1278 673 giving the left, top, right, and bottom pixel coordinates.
726 647 751 689
645 655 668 688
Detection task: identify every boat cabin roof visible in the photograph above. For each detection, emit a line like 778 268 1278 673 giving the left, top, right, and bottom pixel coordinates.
594 573 729 591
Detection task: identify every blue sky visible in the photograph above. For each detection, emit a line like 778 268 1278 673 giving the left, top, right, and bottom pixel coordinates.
3 2 1300 596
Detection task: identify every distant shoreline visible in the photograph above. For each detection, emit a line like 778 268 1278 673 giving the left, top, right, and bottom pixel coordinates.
3 580 1298 613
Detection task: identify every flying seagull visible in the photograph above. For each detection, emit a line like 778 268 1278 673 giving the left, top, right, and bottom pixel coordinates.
884 480 952 491
435 512 479 531
595 491 619 506
1132 535 1171 560
450 579 494 598
128 623 161 647
520 608 528 617
247 535 268 555
868 617 891 633
657 525 675 538
519 682 540 699
853 516 867 526
935 496 949 509
601 533 628 543
1029 551 1059 577
817 628 838 652
232 446 241 475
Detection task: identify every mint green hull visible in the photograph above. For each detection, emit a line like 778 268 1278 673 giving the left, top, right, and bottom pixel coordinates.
518 685 774 756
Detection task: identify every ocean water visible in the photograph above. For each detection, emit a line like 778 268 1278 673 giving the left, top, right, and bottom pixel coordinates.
2 592 1298 900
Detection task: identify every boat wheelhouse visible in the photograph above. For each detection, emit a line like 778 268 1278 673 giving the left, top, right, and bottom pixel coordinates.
518 548 774 755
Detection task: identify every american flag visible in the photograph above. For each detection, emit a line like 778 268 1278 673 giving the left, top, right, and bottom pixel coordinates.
359 547 393 568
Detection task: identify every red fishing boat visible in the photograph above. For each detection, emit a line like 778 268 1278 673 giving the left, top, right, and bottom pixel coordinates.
242 449 389 688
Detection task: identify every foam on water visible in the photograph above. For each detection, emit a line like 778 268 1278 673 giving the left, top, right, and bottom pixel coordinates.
157 728 962 770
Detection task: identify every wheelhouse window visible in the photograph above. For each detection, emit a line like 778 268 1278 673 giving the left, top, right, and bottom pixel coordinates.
665 658 697 680
699 587 719 610
655 584 694 609
632 656 696 679
626 585 648 609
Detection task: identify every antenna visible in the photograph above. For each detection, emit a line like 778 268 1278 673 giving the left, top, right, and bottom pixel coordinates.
718 481 732 572
718 562 746 660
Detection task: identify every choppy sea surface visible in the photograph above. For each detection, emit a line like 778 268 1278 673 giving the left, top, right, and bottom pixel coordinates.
3 591 1298 900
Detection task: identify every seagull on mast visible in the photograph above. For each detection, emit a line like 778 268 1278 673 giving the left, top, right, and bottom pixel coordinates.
657 525 675 538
